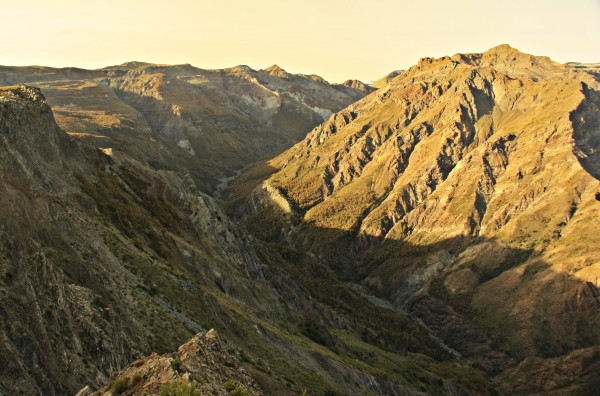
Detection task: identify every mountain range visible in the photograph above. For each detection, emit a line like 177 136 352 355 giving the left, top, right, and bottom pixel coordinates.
0 62 372 193
0 45 599 395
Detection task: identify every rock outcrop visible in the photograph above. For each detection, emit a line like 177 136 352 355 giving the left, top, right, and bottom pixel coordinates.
80 330 263 396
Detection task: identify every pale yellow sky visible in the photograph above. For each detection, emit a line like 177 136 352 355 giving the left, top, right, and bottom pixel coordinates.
1 0 599 83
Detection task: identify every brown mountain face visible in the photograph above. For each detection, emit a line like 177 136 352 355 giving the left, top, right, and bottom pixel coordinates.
0 86 502 395
334 79 377 100
0 63 368 193
236 45 600 394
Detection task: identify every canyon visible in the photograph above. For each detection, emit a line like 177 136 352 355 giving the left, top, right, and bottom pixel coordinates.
0 45 599 395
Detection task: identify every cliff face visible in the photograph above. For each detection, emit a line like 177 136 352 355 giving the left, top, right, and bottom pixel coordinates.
0 63 371 193
0 85 146 394
243 45 600 393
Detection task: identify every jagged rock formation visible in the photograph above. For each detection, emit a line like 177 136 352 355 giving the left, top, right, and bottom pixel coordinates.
79 329 263 396
0 85 500 396
239 45 600 394
0 63 371 193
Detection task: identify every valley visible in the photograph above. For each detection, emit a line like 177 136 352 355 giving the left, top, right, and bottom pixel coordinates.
0 45 599 395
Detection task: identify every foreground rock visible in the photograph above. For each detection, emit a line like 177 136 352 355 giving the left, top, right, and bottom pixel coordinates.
80 329 262 396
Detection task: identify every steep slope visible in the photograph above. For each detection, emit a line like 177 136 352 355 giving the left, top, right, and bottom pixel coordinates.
238 45 600 394
0 63 371 192
0 85 276 393
0 86 500 395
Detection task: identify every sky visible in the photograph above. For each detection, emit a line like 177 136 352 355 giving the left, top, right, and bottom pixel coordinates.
1 0 599 83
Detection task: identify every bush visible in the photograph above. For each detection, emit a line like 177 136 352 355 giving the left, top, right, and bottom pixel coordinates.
131 373 143 385
170 356 182 371
111 377 130 394
159 380 202 396
224 380 249 396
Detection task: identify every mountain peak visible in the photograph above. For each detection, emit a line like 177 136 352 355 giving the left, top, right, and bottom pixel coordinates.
485 43 518 54
340 79 371 92
118 61 153 69
264 64 290 78
481 44 530 61
479 44 565 79
226 64 256 74
265 64 285 73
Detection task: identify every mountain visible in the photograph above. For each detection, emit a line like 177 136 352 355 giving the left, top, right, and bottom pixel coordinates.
3 45 600 395
371 70 403 89
334 79 377 100
0 63 369 193
234 45 600 394
0 85 502 395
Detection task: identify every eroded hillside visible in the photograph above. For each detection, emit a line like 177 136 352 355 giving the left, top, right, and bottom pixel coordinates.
236 45 600 394
0 86 500 395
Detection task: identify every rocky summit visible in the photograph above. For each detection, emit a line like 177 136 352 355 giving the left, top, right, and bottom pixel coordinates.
1 45 600 395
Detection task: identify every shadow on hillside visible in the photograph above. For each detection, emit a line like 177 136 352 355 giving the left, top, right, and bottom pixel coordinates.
228 170 600 392
105 87 332 195
571 83 600 181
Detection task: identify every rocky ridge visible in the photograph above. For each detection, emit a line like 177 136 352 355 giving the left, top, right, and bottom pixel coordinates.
78 330 263 396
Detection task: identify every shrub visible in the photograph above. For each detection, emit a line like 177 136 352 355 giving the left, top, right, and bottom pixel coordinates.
159 380 202 396
131 373 143 385
224 380 249 396
170 356 182 372
111 377 130 394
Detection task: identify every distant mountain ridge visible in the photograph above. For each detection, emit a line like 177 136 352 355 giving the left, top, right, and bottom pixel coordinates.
0 62 372 193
